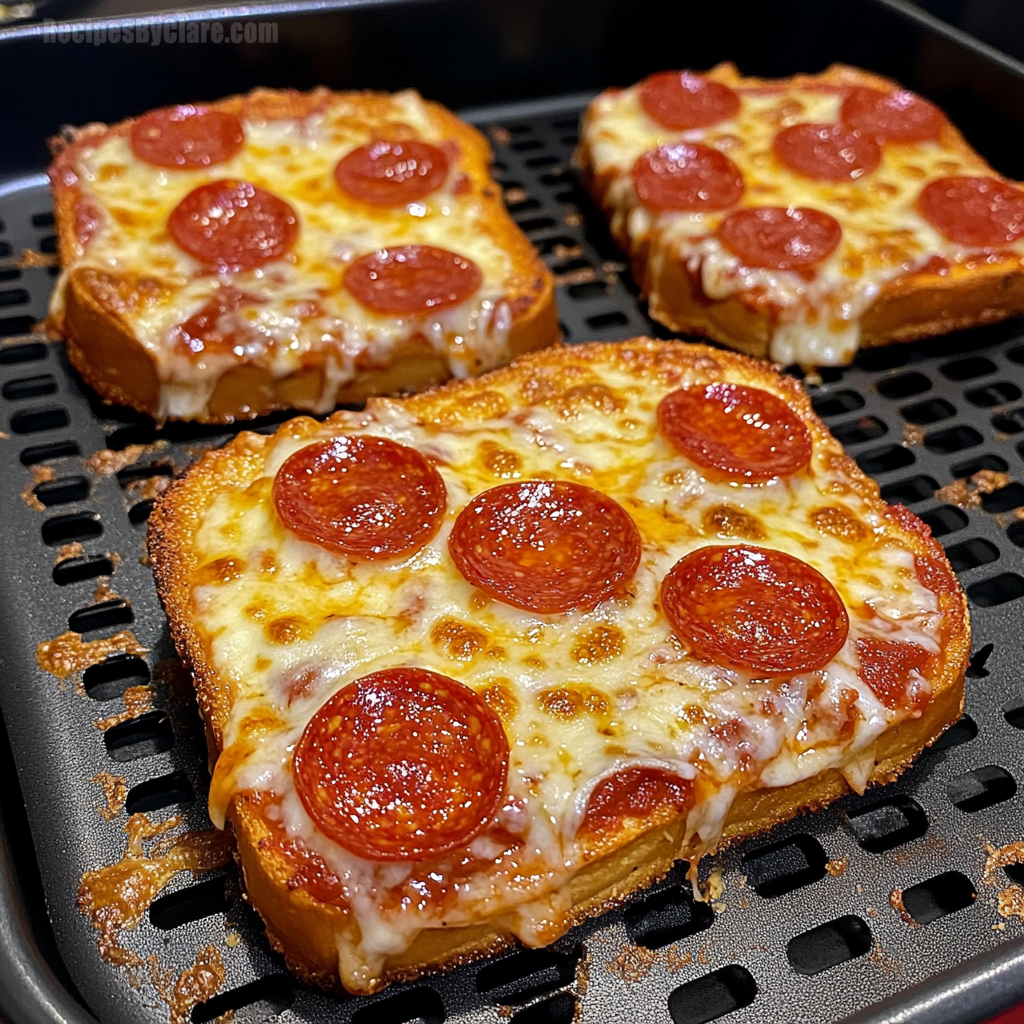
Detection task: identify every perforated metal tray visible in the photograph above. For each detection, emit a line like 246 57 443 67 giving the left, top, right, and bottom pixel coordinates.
2 93 1024 1024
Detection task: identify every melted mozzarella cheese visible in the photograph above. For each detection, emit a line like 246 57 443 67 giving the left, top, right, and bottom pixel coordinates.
581 80 1024 365
59 92 518 418
183 354 948 989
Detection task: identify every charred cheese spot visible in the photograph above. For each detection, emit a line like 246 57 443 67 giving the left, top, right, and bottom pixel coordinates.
536 684 610 722
552 383 623 419
195 556 247 586
811 505 871 543
255 656 272 673
244 601 268 622
571 625 625 666
265 615 316 645
479 441 522 479
680 703 712 726
519 365 591 405
479 679 518 727
430 618 489 661
701 504 767 541
260 552 279 575
434 390 510 427
523 654 546 669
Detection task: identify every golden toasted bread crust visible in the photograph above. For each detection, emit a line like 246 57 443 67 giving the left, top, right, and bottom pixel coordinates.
576 63 1024 361
148 338 968 994
49 88 558 422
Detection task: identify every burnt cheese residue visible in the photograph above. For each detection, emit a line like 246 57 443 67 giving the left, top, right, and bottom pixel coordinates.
36 630 148 679
92 771 128 821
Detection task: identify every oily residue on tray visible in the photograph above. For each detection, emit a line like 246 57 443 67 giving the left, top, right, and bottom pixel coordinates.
92 772 128 821
55 541 84 564
85 441 169 476
93 685 155 731
606 943 657 986
36 630 148 679
982 841 1024 886
889 888 918 928
934 470 1013 510
78 813 233 1020
21 465 54 511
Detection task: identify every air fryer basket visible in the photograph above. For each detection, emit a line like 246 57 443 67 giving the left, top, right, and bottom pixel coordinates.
2 3 1024 1024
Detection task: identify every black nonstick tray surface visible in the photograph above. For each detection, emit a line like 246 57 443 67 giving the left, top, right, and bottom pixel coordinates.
3 4 1024 1023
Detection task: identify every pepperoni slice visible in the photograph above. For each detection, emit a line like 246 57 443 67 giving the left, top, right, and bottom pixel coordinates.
841 87 945 143
717 206 842 270
168 180 299 271
638 71 741 130
918 176 1024 248
657 382 812 483
578 767 693 844
448 481 641 614
772 123 881 181
632 144 745 212
170 287 259 356
335 139 450 206
661 545 849 674
292 668 508 861
855 637 931 712
883 504 961 603
130 106 245 169
273 435 446 560
344 245 483 315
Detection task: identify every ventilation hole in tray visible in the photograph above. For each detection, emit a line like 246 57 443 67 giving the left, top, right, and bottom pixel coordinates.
526 154 561 168
83 654 150 701
510 993 577 1024
150 876 230 930
9 404 70 434
929 715 979 753
33 475 89 508
0 340 46 365
947 765 1017 811
901 871 976 925
103 711 174 762
535 235 577 256
924 425 983 454
68 598 133 634
39 236 57 254
510 138 544 152
551 257 592 275
951 453 1009 477
552 117 579 131
967 643 994 678
105 423 158 450
31 212 54 228
992 409 1024 434
966 381 1022 407
53 554 114 586
944 538 999 573
1007 343 1024 365
918 505 968 537
116 461 174 486
351 987 444 1024
2 373 56 400
941 356 997 381
810 390 864 417
0 269 21 283
879 475 937 505
191 975 295 1024
0 288 29 308
0 316 36 337
855 444 914 475
1008 521 1024 549
830 416 887 445
477 947 579 1004
668 965 757 1024
856 347 908 371
540 170 574 186
41 511 102 545
967 572 1024 607
517 217 558 234
586 311 629 330
129 499 157 525
877 372 931 399
625 880 715 948
126 771 195 813
1006 702 1024 729
1006 864 1024 885
20 440 80 465
565 280 609 300
900 398 956 425
848 794 928 852
741 834 827 898
980 483 1024 513
507 197 541 214
786 915 872 975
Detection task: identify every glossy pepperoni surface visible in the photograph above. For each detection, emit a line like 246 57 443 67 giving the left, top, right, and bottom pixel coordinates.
661 545 849 674
170 287 253 356
448 480 641 614
772 123 881 181
632 143 745 212
334 139 450 205
717 206 842 270
344 245 483 315
841 87 945 142
168 180 299 270
292 668 509 861
639 71 741 129
578 767 693 843
273 435 446 560
918 176 1024 248
130 106 245 169
855 637 931 711
657 382 812 482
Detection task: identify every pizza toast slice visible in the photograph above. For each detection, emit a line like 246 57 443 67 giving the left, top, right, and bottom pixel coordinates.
147 337 968 995
48 87 558 422
576 63 1024 366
